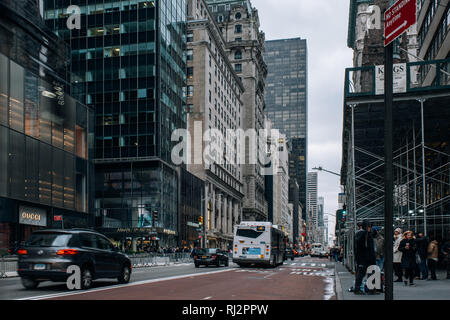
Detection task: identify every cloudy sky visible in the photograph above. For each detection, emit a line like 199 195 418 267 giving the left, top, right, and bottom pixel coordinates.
256 0 354 240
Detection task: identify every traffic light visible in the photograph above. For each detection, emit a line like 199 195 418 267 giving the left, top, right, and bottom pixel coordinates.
198 216 203 226
152 211 158 223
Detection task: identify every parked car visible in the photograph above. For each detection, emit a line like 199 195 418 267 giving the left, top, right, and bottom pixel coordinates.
194 248 229 267
17 229 132 290
284 248 295 261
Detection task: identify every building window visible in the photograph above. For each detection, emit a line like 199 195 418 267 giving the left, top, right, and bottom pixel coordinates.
235 37 242 42
234 50 242 60
187 31 194 42
187 67 194 79
235 12 242 20
187 86 194 97
235 25 242 33
234 64 242 73
187 49 193 61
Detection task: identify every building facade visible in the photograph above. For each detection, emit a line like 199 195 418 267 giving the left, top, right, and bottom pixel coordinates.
186 0 244 250
264 38 308 220
44 0 187 248
206 0 268 222
0 0 94 251
307 172 318 242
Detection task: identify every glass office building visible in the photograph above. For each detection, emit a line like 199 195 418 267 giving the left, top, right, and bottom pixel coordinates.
44 0 187 247
264 38 308 217
0 0 94 251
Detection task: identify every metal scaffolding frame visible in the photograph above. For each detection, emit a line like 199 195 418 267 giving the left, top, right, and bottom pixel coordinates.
341 99 450 272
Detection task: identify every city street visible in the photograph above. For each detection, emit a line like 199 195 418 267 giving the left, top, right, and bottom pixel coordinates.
0 256 335 300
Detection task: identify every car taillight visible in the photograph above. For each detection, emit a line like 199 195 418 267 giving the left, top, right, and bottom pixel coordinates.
194 255 198 260
56 249 79 255
17 249 28 255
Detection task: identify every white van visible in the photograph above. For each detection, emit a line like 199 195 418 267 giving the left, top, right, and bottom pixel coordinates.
310 243 326 257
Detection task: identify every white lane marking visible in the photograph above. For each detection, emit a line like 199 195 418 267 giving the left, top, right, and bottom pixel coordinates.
323 277 335 300
202 296 212 300
18 268 233 301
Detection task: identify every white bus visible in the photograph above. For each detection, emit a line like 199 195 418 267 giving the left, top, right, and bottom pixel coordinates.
232 222 286 267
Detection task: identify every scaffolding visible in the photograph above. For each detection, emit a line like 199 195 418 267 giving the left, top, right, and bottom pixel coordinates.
340 58 450 272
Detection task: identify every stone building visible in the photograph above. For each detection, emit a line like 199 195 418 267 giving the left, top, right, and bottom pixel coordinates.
187 0 245 250
206 0 268 222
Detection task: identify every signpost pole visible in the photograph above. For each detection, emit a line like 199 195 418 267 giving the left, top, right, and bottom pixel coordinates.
384 41 394 301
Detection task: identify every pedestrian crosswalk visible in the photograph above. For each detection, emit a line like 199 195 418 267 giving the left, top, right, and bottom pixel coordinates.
288 262 328 268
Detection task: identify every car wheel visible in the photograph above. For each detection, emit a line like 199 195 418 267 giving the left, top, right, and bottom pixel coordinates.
195 263 199 268
21 277 39 289
291 257 294 261
118 264 131 284
225 259 229 267
81 267 93 290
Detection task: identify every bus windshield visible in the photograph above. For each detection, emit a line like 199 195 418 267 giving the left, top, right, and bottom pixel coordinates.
236 229 264 239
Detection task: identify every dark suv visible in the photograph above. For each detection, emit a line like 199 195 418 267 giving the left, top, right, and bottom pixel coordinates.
17 229 132 290
194 248 229 267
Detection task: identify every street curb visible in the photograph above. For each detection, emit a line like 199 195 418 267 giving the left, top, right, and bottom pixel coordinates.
334 264 344 300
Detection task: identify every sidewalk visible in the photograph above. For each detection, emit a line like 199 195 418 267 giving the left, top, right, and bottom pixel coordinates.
335 261 450 300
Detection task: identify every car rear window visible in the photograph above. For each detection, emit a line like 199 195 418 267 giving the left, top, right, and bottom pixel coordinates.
25 233 72 247
198 248 217 255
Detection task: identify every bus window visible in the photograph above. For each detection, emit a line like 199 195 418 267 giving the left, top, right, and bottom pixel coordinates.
236 229 264 238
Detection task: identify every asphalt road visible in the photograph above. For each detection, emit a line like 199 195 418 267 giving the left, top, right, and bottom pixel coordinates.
0 256 336 300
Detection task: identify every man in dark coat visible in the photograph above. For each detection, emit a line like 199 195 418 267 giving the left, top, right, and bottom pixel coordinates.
399 231 417 286
353 220 376 294
415 232 429 280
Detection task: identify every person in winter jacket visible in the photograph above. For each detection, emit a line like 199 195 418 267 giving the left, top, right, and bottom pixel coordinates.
393 228 404 282
427 238 439 280
399 231 417 286
416 232 429 280
353 220 376 294
373 228 385 272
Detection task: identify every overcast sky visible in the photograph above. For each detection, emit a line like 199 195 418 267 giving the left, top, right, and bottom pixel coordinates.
256 0 354 241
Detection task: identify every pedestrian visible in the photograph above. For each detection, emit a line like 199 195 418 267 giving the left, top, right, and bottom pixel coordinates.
427 237 439 280
373 228 385 272
415 232 429 280
353 220 376 295
393 228 404 282
399 231 417 286
442 238 450 280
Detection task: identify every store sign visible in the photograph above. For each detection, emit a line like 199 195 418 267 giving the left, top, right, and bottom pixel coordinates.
375 63 407 95
19 206 47 226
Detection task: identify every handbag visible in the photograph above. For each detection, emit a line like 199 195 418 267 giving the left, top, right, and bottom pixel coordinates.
415 253 421 265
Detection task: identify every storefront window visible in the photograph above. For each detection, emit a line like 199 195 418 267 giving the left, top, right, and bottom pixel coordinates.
9 130 25 199
24 72 40 138
0 127 7 197
9 61 24 132
0 54 8 126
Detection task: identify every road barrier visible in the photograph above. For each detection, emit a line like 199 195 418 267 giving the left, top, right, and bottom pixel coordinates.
128 253 193 268
0 256 18 278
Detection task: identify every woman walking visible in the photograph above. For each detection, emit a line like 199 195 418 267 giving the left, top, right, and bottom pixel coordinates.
399 231 417 286
427 238 439 280
393 228 403 282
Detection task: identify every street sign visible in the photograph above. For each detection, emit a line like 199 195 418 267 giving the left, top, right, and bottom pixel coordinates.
384 0 416 47
54 215 62 221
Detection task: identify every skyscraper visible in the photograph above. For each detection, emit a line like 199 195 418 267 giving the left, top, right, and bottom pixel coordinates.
264 38 308 219
44 0 187 247
307 172 318 242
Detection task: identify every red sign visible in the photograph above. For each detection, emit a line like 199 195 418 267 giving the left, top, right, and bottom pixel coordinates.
54 215 62 221
384 0 416 46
